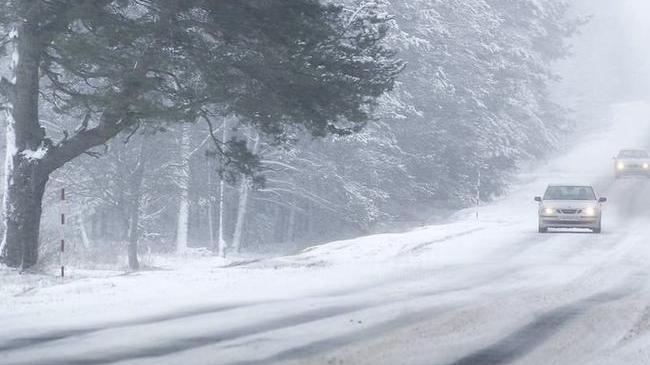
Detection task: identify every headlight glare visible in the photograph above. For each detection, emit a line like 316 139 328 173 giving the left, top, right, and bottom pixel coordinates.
543 207 555 215
584 207 596 216
617 162 625 170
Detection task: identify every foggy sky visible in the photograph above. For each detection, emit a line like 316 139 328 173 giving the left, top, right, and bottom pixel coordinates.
554 0 650 111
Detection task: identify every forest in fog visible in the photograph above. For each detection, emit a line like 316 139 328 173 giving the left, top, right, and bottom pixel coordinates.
10 3 650 365
0 0 579 270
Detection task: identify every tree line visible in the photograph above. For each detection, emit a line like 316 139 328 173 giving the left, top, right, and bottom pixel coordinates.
0 0 579 270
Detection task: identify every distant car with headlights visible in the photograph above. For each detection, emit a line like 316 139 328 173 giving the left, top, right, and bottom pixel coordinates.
614 149 650 178
535 184 607 233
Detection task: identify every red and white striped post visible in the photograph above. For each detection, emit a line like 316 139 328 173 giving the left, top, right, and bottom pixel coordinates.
60 188 65 278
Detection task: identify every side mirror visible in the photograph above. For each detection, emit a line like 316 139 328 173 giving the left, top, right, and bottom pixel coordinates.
534 196 542 202
599 197 607 203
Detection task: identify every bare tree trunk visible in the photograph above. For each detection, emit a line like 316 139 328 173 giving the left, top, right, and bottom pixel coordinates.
287 207 296 244
231 178 250 253
175 124 191 254
0 18 49 269
99 210 107 238
78 213 91 250
306 201 314 240
274 205 283 242
0 160 48 268
115 144 130 241
217 118 229 257
207 157 216 250
231 133 260 253
127 141 146 270
217 172 227 256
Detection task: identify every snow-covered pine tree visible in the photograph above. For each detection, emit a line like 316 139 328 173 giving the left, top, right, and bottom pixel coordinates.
374 0 579 206
0 0 402 269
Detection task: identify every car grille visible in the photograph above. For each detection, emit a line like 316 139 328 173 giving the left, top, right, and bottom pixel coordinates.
545 220 594 226
559 209 581 214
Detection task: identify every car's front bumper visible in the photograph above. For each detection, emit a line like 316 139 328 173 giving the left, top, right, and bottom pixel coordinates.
615 167 650 176
539 216 600 229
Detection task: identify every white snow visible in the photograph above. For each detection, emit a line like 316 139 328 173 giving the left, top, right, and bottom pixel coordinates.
2 102 650 364
19 147 48 161
0 110 17 254
9 36 18 84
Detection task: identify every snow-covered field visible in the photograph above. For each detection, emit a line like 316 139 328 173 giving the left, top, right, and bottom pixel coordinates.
3 102 650 365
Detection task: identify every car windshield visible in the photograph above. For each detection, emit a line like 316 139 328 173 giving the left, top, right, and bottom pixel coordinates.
618 150 649 158
543 186 596 201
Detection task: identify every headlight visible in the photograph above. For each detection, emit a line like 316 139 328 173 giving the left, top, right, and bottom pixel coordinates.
644 163 649 169
543 207 555 215
584 207 597 216
617 162 625 170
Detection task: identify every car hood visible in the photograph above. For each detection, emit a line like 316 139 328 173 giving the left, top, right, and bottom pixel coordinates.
541 200 598 209
616 158 649 164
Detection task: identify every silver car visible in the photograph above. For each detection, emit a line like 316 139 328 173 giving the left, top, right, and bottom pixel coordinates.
614 149 650 178
535 184 607 233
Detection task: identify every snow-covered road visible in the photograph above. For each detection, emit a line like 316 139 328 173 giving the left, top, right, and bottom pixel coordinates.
2 102 650 365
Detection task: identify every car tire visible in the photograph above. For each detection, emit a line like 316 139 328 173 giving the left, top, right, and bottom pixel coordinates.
538 226 548 233
593 218 602 234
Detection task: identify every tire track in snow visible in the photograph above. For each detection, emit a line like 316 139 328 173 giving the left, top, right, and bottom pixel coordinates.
0 267 528 365
0 259 520 356
0 304 368 365
444 282 640 365
0 302 250 353
221 305 455 365
217 270 642 365
619 304 650 345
